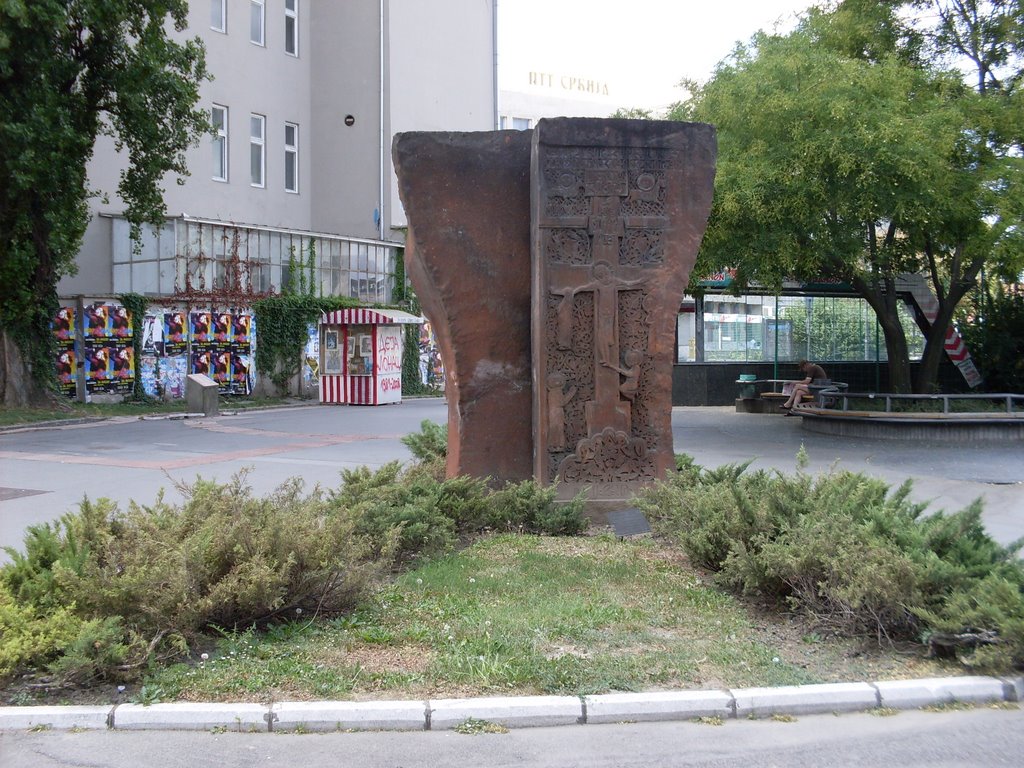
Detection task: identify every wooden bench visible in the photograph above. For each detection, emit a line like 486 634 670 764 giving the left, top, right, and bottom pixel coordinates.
735 378 846 414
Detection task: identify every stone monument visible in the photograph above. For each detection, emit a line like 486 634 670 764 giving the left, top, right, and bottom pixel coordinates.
393 118 715 503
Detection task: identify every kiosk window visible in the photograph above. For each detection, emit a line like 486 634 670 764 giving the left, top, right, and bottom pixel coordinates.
347 326 373 375
322 329 342 374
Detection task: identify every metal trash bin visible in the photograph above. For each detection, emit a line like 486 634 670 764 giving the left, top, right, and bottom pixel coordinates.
738 374 757 400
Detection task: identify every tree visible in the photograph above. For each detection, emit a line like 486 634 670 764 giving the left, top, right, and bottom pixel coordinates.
673 0 1024 392
0 1 209 406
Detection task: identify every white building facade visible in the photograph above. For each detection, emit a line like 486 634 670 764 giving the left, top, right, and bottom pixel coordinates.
61 0 498 304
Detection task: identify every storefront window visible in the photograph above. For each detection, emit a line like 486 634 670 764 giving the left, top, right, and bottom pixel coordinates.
677 293 926 364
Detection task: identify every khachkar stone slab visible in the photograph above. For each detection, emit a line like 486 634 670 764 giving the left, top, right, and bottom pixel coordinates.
532 118 716 500
393 130 534 481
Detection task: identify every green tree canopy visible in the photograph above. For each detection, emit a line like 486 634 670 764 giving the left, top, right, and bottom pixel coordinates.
674 0 1024 392
0 0 209 405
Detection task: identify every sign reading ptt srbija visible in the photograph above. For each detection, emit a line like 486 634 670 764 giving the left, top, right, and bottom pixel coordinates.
375 325 403 403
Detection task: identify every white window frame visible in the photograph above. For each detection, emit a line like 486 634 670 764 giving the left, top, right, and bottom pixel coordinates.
212 104 228 182
285 0 299 57
250 113 265 188
211 0 226 32
284 122 299 193
250 0 265 46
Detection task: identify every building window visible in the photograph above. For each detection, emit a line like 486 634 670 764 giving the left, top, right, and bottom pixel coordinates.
211 0 226 32
250 0 265 46
285 0 299 56
284 122 298 193
212 104 228 181
250 114 265 188
500 116 532 130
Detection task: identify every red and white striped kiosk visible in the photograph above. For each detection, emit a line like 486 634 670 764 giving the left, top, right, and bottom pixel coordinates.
318 308 423 405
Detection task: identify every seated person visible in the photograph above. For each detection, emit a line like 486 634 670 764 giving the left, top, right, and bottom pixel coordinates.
781 360 828 411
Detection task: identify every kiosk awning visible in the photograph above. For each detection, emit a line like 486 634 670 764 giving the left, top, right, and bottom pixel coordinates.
321 308 424 325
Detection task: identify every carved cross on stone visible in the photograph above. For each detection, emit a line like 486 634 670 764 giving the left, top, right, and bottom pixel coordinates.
532 118 716 501
549 260 646 436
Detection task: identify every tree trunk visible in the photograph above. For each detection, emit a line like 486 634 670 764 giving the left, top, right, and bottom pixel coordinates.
915 317 951 393
0 327 51 407
878 312 912 393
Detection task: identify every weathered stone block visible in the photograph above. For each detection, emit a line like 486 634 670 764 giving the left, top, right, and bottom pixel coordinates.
393 131 534 482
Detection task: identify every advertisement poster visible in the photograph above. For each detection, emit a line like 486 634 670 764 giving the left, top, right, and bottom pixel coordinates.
161 356 188 399
187 311 253 394
418 322 444 388
52 307 77 398
164 311 187 356
190 312 212 344
303 322 319 388
83 302 133 395
142 312 165 357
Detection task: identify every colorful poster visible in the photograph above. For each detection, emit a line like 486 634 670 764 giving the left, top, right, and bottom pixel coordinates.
84 304 110 339
52 306 78 398
190 312 212 343
110 306 131 339
164 311 187 356
231 351 253 395
140 355 160 397
232 314 252 348
211 347 232 392
161 356 188 399
54 347 77 397
53 307 74 341
419 321 444 388
190 344 213 377
82 303 133 395
303 322 319 388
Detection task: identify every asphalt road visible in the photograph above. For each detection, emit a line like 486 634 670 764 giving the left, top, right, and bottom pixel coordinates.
1 400 1022 560
1 708 1021 768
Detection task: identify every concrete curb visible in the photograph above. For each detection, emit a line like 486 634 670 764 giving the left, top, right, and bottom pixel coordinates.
1 676 1021 732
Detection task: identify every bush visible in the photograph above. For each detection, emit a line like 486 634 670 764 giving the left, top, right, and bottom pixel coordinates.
489 480 589 536
0 474 390 682
331 464 588 562
400 419 448 462
0 582 82 682
638 458 1024 667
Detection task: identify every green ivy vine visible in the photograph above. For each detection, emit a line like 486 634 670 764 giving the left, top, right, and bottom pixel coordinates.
252 294 361 394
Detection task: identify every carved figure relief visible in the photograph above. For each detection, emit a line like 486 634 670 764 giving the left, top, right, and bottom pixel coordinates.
546 372 576 452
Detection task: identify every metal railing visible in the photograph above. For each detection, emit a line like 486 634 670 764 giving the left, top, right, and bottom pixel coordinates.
827 392 1023 415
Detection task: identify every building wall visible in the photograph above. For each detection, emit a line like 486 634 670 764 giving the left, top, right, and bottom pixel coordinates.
309 0 383 240
387 0 498 229
60 0 497 297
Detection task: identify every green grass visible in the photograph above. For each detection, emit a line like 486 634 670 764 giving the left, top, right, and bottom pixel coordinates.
139 534 956 703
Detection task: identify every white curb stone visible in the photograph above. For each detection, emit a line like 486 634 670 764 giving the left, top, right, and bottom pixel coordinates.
429 695 582 730
112 702 268 731
585 690 734 724
732 682 878 718
0 705 112 731
272 700 427 732
873 676 1006 710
